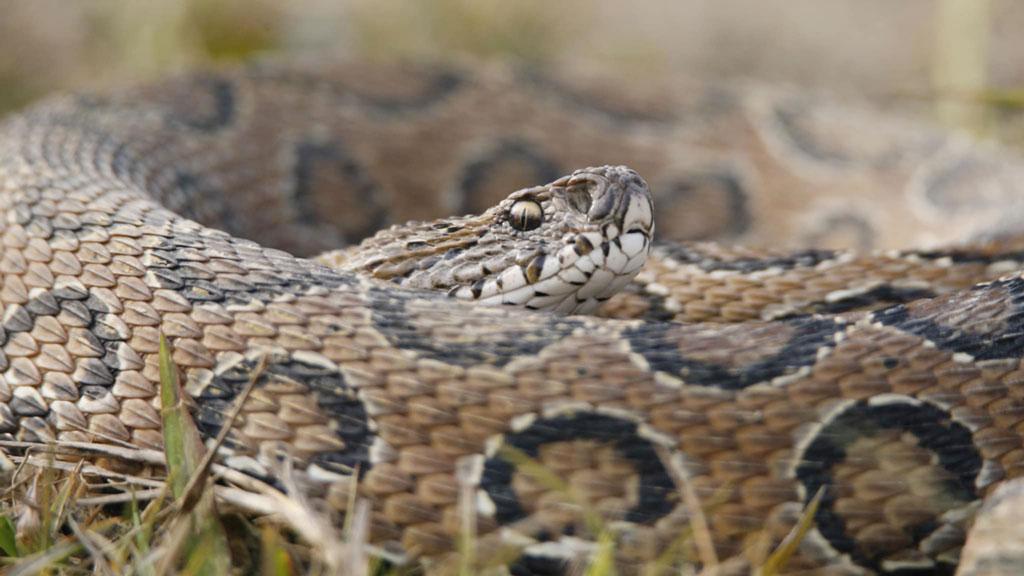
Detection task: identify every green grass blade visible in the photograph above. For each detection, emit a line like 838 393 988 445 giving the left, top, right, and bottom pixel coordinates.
0 515 18 557
584 530 617 576
159 333 202 499
260 526 294 576
158 333 232 576
760 487 824 576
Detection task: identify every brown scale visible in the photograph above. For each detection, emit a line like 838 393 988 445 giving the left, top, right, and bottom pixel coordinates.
6 59 1024 575
601 244 1022 322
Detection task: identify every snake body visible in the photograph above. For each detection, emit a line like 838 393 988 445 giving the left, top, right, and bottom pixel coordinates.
5 59 1024 574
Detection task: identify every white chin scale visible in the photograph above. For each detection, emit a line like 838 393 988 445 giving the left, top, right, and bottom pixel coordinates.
464 229 650 314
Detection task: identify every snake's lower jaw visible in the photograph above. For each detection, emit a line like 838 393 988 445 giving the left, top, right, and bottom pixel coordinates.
459 228 651 315
570 229 651 314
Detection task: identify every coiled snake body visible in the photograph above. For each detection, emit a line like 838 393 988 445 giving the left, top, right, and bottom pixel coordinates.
4 59 1024 574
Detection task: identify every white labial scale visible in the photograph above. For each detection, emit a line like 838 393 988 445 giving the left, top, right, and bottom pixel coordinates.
604 242 628 273
532 274 579 296
537 254 562 281
498 266 528 291
480 254 508 277
624 250 647 274
478 279 501 300
557 244 577 267
496 285 535 306
588 244 606 268
574 298 601 314
580 232 604 248
577 268 616 300
604 274 635 297
453 261 484 283
554 296 581 314
575 256 596 274
624 194 653 234
527 293 573 310
558 266 588 285
618 232 647 258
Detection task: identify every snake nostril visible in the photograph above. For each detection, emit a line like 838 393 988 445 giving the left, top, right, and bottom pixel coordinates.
565 186 592 215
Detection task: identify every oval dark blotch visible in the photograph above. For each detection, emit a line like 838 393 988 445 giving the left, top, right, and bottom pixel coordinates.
198 353 375 481
624 316 842 389
165 74 236 132
454 139 561 216
368 287 582 368
291 138 388 249
795 398 980 573
480 411 679 527
800 213 876 252
769 97 941 171
653 168 751 242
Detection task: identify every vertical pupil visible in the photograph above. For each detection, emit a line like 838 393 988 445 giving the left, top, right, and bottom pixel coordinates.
512 202 540 230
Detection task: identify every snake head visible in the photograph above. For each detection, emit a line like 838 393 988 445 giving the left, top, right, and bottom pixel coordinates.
327 165 654 314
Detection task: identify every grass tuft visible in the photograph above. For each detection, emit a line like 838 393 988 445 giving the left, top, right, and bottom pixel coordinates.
158 333 232 576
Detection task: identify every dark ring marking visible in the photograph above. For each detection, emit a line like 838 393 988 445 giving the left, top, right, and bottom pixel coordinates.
625 316 843 390
245 62 465 115
196 353 375 478
519 68 677 125
773 100 856 167
359 69 464 114
368 287 583 368
918 153 1011 214
134 227 355 309
163 172 243 238
292 138 388 245
653 168 752 241
805 285 938 316
655 244 837 274
795 398 980 573
480 411 678 526
165 75 236 132
873 277 1024 361
454 138 562 216
907 249 1024 265
771 99 936 171
800 213 876 253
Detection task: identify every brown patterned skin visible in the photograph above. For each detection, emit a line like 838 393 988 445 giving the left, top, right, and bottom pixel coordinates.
4 59 1024 575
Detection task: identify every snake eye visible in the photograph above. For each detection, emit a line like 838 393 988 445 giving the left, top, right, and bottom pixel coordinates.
509 199 543 231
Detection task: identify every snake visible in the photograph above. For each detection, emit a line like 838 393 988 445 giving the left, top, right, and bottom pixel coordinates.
4 58 1024 575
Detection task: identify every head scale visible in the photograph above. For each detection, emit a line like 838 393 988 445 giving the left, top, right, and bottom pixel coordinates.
330 165 654 314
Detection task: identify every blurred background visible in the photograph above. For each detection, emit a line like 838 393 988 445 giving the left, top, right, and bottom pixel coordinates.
0 0 1021 144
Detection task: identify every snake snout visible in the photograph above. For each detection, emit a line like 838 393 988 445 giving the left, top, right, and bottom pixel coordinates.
569 165 654 239
622 186 655 237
